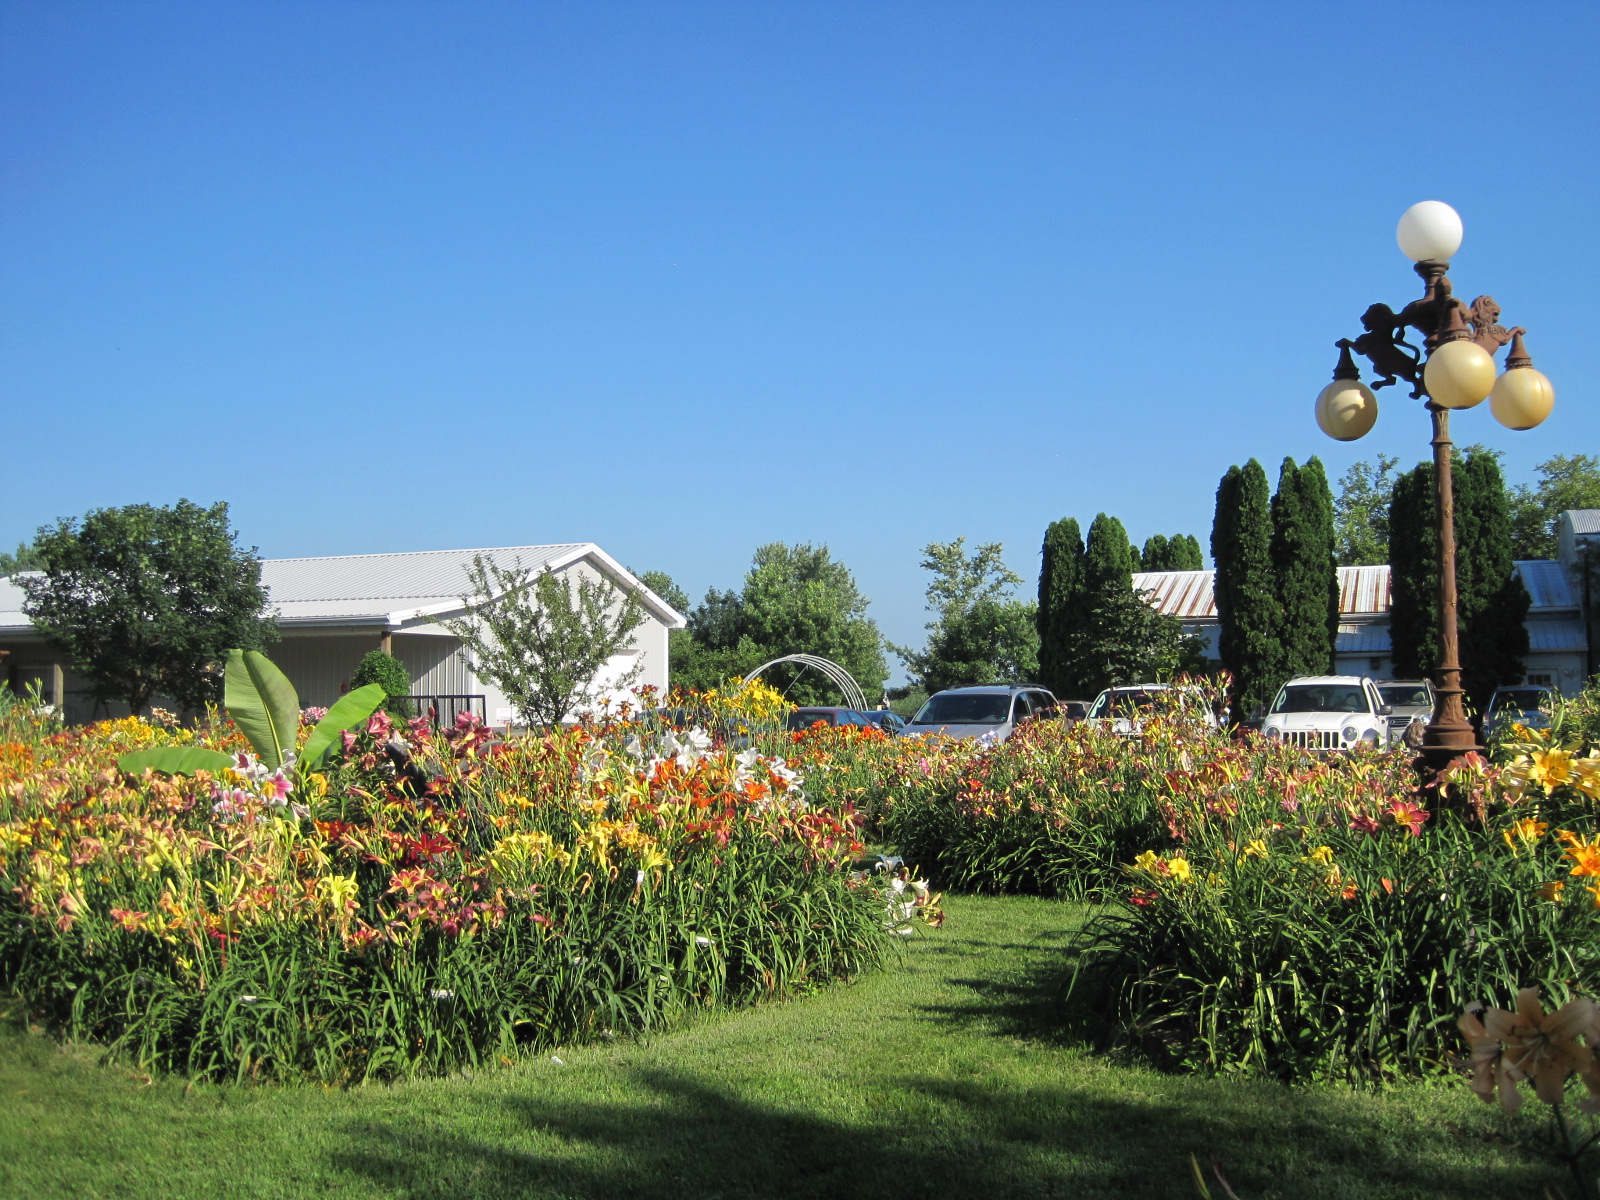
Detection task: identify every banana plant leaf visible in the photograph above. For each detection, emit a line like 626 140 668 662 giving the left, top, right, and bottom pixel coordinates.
117 746 236 776
300 684 388 768
225 649 302 771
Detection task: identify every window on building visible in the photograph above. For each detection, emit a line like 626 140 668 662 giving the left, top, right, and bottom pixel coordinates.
1369 656 1383 672
1526 673 1554 687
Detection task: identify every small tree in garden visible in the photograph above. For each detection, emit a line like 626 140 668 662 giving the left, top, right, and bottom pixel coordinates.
436 556 645 727
19 499 275 713
350 649 413 717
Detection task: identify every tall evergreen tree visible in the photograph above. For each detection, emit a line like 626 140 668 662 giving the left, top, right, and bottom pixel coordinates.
1299 458 1342 657
1139 534 1170 571
1036 518 1084 698
1212 459 1280 721
1457 452 1531 709
1387 462 1439 680
1388 452 1528 707
1270 457 1339 679
1073 514 1192 691
1138 533 1204 571
1170 534 1205 570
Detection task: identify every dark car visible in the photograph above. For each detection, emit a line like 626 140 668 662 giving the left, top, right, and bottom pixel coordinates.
860 710 907 734
784 707 877 732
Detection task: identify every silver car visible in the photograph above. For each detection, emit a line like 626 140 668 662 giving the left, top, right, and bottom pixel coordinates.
900 685 1057 743
1376 680 1435 746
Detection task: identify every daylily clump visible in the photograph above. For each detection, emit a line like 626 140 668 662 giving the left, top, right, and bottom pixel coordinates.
0 690 912 1083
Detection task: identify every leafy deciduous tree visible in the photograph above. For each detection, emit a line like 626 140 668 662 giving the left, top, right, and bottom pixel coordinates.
19 500 276 714
436 556 645 727
1508 455 1600 561
1333 453 1401 567
897 538 1038 694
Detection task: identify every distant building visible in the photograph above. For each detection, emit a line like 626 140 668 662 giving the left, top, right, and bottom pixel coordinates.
1135 513 1597 697
0 543 686 726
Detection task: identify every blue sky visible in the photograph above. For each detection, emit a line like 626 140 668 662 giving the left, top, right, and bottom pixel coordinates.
3 2 1597 677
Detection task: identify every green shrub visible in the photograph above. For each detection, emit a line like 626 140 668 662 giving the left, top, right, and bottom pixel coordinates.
350 649 413 717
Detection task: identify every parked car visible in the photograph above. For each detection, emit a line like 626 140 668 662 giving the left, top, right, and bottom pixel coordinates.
859 709 908 734
1084 684 1220 735
1260 675 1390 753
784 707 876 732
899 684 1057 743
1376 679 1435 746
1056 699 1091 725
1483 685 1556 741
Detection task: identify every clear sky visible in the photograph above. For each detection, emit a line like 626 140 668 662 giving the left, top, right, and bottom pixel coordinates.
3 2 1597 679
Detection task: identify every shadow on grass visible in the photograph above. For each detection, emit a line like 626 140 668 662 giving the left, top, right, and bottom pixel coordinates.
327 1065 1545 1200
911 923 1118 1050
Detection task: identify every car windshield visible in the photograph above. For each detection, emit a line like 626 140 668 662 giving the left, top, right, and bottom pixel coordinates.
910 694 1010 725
1379 685 1431 707
785 710 838 730
1271 684 1370 715
1088 689 1165 719
1492 689 1550 713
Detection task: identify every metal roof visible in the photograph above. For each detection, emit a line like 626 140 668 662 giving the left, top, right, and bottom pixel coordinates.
1336 622 1391 654
1518 560 1578 609
1132 569 1213 618
1565 510 1600 536
0 544 687 635
1338 566 1391 614
1138 561 1573 620
1528 618 1589 653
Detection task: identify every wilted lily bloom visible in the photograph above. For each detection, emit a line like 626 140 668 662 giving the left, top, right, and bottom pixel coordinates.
1459 989 1600 1113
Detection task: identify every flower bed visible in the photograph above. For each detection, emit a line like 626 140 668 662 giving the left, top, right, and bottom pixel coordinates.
0 699 892 1083
784 692 1600 1084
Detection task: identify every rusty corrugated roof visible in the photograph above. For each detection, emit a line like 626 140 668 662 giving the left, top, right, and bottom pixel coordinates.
1138 561 1573 620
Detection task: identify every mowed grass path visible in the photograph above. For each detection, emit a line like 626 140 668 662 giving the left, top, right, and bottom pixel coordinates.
1 895 1553 1199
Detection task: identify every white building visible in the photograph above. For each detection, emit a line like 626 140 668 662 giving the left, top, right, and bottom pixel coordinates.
0 543 686 726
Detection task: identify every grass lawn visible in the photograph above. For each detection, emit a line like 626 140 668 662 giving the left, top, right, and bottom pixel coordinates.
0 894 1558 1199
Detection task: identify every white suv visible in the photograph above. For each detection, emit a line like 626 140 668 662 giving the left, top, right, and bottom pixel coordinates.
1260 675 1392 753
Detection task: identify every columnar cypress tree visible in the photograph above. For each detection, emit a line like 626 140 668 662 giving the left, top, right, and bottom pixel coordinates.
1457 451 1530 709
1170 534 1205 570
1139 534 1170 571
1389 453 1530 707
1388 462 1440 680
1036 517 1084 698
1297 457 1342 663
1073 514 1135 693
1212 459 1280 721
1271 457 1338 679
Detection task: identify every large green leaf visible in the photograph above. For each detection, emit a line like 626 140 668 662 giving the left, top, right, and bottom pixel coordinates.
117 746 236 776
300 684 388 768
225 649 302 770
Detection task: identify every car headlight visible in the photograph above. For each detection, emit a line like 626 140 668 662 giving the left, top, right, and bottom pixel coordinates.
1341 725 1358 742
1361 729 1380 744
1262 725 1280 740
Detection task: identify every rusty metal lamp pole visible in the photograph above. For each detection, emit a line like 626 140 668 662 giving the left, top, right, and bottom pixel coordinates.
1315 201 1556 775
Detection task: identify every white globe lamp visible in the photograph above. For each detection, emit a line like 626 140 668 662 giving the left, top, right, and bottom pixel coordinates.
1396 201 1464 263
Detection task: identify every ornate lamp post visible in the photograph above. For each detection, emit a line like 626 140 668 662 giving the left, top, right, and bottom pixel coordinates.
1316 201 1555 774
